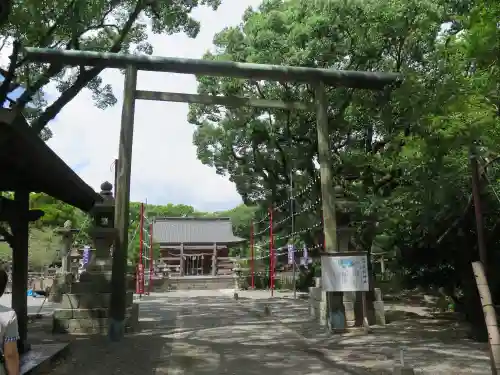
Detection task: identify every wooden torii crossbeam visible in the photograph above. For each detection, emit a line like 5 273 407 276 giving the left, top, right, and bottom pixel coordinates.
22 47 403 340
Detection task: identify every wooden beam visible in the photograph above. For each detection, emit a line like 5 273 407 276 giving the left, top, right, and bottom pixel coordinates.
23 48 403 90
135 90 312 111
109 65 137 341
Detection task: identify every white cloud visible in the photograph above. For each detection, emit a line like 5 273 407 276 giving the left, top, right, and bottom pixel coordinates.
45 0 262 212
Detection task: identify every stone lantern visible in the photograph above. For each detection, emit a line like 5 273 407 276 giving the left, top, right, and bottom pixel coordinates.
86 181 115 272
49 221 80 302
52 182 139 334
232 262 243 290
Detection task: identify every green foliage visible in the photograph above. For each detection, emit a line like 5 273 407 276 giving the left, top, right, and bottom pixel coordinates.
0 0 221 138
1 194 252 270
187 0 500 333
0 227 60 270
28 228 60 270
30 193 83 228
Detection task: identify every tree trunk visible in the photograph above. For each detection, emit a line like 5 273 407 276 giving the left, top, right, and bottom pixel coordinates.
472 261 500 375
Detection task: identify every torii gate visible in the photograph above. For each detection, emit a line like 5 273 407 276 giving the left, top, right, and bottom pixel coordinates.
23 47 402 340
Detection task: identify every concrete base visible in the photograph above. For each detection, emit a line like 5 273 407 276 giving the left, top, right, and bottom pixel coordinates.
51 267 138 335
151 276 235 291
308 287 386 328
52 302 139 334
20 342 69 375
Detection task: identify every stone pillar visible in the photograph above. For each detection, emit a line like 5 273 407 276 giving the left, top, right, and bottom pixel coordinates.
211 243 217 276
380 257 386 274
179 243 184 276
373 287 386 325
59 221 78 273
52 182 139 335
232 265 241 290
339 227 357 328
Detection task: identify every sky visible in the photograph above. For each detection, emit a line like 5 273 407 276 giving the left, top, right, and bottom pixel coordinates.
40 0 262 212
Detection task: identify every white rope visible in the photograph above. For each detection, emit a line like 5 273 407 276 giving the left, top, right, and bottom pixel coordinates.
254 175 320 224
254 197 321 236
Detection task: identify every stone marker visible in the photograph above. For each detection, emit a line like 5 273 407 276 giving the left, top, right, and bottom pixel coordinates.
392 366 415 375
263 304 271 316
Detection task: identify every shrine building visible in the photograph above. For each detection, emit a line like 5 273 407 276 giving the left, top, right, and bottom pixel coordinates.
152 217 245 277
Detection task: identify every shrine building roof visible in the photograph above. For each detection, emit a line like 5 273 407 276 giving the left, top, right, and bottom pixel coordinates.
153 217 245 245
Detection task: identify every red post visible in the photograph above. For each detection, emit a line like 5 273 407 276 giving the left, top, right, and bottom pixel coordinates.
138 203 144 295
148 223 154 294
250 221 254 289
269 207 274 297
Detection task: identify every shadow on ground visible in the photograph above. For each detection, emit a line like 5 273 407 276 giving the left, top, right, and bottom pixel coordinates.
246 296 490 374
47 295 376 375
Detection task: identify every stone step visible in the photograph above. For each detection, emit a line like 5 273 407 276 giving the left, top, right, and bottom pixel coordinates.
52 318 137 335
60 291 133 309
53 304 137 320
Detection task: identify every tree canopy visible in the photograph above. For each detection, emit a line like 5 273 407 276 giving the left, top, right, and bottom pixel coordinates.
188 0 499 336
0 0 221 139
0 193 255 270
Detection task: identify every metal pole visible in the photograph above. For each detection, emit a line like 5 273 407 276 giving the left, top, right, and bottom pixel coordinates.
250 222 254 289
291 172 297 299
109 65 137 341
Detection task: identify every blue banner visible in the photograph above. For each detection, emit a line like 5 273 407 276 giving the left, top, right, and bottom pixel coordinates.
82 246 90 266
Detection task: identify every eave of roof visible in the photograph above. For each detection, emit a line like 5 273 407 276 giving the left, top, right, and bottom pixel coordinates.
0 109 101 212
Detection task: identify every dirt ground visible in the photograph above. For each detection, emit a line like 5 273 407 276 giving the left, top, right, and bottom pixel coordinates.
28 290 492 375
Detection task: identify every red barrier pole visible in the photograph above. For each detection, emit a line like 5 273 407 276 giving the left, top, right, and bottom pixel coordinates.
269 207 274 297
250 221 255 289
149 223 154 294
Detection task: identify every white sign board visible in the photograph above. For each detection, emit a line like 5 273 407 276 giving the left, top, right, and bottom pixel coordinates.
321 254 369 292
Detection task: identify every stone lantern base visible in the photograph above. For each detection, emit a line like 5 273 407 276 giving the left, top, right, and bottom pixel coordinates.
52 262 139 334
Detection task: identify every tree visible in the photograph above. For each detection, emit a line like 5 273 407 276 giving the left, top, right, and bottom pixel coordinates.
0 0 221 139
30 193 81 228
0 227 60 270
28 227 59 270
189 0 500 338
